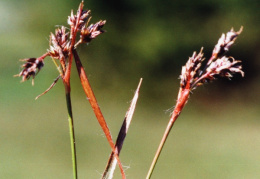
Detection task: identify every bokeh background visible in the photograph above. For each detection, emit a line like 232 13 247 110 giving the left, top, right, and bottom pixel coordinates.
1 0 259 178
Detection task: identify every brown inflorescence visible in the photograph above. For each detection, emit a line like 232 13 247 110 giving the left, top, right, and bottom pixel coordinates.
180 27 244 90
80 20 106 44
67 3 91 33
15 53 48 85
180 49 204 89
18 58 44 82
16 2 106 85
210 26 243 64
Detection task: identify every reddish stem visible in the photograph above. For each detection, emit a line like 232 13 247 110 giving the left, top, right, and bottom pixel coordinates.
38 52 50 61
64 2 83 86
73 49 125 178
146 87 190 179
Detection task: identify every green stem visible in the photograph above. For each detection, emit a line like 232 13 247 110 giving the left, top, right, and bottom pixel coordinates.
65 90 78 179
146 118 175 179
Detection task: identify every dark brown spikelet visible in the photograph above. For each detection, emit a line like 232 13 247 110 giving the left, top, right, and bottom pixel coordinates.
80 20 106 44
16 58 44 85
49 27 70 59
67 2 91 32
55 26 70 53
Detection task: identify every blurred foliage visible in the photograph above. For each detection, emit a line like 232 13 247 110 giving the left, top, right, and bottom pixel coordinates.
2 0 257 101
0 0 259 178
2 0 259 86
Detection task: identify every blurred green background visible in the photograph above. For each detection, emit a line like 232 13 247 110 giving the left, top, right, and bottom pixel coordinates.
1 0 259 178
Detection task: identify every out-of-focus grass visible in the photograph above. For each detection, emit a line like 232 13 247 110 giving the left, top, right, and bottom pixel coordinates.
1 87 259 178
112 99 260 179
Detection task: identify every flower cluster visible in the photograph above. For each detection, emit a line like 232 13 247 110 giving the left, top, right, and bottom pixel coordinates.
49 27 70 60
180 27 244 90
180 49 204 88
80 20 106 44
15 2 106 86
211 27 243 62
48 27 70 72
17 58 44 81
15 54 47 85
206 56 244 79
67 5 91 32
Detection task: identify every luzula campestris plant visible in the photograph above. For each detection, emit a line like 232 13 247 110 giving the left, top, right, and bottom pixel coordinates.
15 1 244 178
146 27 244 179
15 2 125 179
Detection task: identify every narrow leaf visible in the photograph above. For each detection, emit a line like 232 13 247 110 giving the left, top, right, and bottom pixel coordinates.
73 49 125 178
103 78 143 179
35 75 61 100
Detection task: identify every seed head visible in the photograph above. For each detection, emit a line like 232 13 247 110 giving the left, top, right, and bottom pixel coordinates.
80 20 106 44
206 56 244 79
180 27 244 90
180 49 204 88
49 26 70 60
67 2 91 32
211 26 243 63
15 57 44 85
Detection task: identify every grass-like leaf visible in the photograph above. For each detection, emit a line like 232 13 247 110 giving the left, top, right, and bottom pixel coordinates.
73 49 125 178
102 78 143 179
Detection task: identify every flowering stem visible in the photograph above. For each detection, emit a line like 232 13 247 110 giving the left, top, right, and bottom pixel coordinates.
64 83 78 179
146 88 190 179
